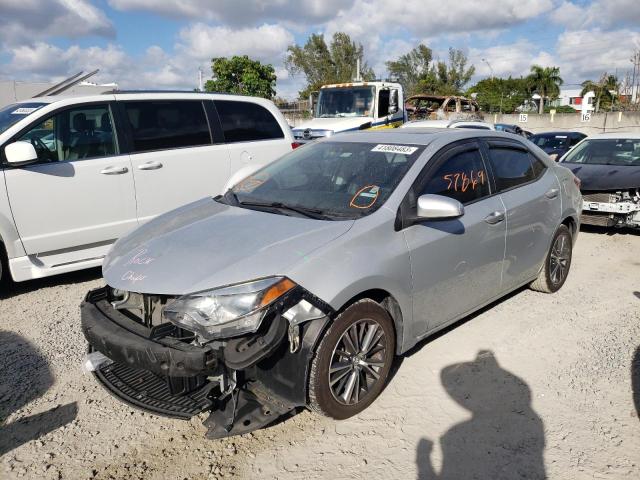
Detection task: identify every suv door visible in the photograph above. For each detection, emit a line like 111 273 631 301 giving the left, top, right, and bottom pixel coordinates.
214 100 290 180
483 140 561 289
402 141 506 336
120 99 230 223
3 103 137 265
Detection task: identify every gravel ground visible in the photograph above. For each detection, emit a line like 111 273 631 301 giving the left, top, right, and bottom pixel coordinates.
1 228 639 480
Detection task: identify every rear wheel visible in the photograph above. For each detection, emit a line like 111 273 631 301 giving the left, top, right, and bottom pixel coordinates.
308 299 395 419
530 224 572 293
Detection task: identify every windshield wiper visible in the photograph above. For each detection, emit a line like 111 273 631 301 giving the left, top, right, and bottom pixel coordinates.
238 200 332 220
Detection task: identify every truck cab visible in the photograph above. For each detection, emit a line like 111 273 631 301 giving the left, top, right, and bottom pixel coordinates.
292 82 405 141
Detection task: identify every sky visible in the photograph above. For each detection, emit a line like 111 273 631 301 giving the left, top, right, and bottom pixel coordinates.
0 0 639 99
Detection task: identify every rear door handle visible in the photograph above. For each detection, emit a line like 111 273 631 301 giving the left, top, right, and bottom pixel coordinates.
545 188 559 199
484 211 505 225
100 166 128 175
138 161 163 171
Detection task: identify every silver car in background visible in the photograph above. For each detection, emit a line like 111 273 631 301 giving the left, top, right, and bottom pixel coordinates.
81 129 582 438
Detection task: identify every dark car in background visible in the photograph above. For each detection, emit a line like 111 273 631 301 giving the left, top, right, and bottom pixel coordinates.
495 123 531 138
561 133 640 228
530 131 587 161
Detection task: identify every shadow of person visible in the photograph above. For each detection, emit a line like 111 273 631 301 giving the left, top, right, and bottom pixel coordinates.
633 346 640 419
416 350 546 480
0 331 78 456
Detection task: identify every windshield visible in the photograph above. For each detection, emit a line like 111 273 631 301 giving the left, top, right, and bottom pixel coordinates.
530 134 570 150
0 102 47 134
225 141 424 220
316 87 375 118
561 138 640 166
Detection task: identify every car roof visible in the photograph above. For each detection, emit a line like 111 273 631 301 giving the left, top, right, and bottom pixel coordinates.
328 128 521 146
583 132 640 140
18 91 273 105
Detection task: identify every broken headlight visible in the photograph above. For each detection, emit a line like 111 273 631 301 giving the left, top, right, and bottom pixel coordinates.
162 277 296 340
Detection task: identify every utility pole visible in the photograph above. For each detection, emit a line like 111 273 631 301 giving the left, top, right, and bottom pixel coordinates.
198 67 204 92
631 50 640 105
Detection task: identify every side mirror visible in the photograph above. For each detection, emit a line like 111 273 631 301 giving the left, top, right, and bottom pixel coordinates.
416 194 464 220
388 104 398 115
5 141 38 166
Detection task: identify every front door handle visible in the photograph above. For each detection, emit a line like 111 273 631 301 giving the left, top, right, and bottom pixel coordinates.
100 165 128 175
484 211 505 225
545 188 559 199
138 161 163 171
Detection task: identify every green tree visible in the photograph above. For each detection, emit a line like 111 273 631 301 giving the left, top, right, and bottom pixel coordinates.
467 76 531 113
204 55 276 99
385 44 435 96
581 74 619 113
286 32 375 98
432 48 476 95
527 65 563 114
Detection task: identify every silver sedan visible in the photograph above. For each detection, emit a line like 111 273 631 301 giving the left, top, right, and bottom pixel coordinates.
81 129 582 437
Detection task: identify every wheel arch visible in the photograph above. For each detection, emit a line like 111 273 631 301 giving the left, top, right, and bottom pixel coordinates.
334 288 404 355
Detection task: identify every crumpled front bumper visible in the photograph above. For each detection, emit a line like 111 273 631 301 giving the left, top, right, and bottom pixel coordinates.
81 288 219 378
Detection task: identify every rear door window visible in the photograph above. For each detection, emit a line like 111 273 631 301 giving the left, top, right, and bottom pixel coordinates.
487 147 546 191
215 100 284 143
123 101 211 153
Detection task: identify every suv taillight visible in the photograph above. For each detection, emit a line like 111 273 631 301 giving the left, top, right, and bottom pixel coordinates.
291 142 303 149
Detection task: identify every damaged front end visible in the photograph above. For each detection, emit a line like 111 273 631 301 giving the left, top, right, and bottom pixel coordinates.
581 189 640 228
80 281 332 439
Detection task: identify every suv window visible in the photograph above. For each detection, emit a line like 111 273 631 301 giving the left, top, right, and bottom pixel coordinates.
487 147 546 191
17 104 116 162
124 101 211 153
420 148 490 204
215 100 284 143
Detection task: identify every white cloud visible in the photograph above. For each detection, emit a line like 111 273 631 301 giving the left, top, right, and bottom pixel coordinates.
176 23 293 63
0 0 114 44
551 0 640 30
108 0 353 27
468 40 555 79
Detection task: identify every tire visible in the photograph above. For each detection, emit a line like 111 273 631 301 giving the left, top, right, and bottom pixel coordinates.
530 224 572 293
308 299 395 419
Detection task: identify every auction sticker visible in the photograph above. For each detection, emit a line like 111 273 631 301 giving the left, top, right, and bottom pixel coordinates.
11 107 39 115
371 144 418 155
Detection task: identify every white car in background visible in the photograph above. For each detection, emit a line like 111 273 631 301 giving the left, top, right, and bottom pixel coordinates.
401 119 495 130
0 92 294 285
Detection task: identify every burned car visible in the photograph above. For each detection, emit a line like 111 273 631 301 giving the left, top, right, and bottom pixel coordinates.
81 130 581 438
405 94 482 121
561 133 640 228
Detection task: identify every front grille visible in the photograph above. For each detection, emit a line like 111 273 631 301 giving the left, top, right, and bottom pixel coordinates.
95 361 214 419
582 192 616 203
581 211 616 227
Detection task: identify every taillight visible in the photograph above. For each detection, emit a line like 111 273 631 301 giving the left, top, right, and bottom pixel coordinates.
573 175 581 189
291 142 303 149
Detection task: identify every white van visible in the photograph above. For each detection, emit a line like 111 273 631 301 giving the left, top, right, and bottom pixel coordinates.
0 92 294 284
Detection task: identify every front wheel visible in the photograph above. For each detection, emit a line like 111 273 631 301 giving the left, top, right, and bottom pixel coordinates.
530 224 572 293
308 299 395 419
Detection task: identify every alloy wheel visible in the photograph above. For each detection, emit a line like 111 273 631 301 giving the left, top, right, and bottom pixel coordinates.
549 233 571 286
328 319 387 406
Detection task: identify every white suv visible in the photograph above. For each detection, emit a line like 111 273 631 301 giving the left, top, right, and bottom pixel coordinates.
0 92 294 284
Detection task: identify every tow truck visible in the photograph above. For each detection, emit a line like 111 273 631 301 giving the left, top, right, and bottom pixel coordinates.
292 81 405 141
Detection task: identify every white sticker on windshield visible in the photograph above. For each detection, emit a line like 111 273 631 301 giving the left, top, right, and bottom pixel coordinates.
11 107 39 115
371 144 418 155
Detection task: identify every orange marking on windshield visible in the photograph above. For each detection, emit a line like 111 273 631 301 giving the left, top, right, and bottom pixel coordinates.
350 185 380 209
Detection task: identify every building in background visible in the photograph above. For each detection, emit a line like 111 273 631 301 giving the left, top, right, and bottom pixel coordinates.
550 88 592 112
0 79 117 108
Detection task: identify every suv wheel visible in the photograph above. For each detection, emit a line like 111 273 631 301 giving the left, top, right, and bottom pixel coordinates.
308 299 395 419
530 224 572 293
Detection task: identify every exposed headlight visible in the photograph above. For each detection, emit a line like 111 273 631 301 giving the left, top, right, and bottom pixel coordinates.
162 277 296 340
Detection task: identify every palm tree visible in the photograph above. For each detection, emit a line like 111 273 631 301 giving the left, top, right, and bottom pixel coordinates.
527 65 563 114
581 74 619 113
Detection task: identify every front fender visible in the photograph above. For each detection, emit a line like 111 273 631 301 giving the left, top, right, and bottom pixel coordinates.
0 170 25 259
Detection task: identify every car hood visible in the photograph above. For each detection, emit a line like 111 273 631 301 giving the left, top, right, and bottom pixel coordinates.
565 163 640 190
292 116 373 134
103 198 354 295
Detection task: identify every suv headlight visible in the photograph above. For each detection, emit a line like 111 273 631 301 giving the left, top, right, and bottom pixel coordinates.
162 277 296 340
